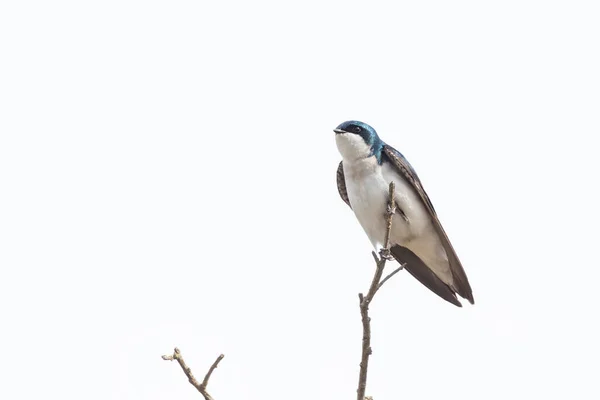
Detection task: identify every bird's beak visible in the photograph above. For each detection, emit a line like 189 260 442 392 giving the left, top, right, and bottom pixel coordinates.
334 128 346 134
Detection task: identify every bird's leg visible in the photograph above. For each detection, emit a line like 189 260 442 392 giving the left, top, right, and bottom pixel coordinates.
379 247 394 261
387 202 396 215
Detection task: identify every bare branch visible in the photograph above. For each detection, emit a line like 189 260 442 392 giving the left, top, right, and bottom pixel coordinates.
201 354 225 390
371 251 380 264
382 182 396 251
162 347 224 400
160 184 403 400
357 181 402 400
376 264 405 293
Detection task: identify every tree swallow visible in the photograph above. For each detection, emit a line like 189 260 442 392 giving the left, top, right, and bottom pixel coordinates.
335 121 474 307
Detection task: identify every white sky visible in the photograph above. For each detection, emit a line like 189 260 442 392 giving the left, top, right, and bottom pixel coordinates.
1 1 599 399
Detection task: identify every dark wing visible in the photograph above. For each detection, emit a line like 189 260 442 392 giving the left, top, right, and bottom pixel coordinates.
337 161 352 208
383 145 474 304
390 246 461 307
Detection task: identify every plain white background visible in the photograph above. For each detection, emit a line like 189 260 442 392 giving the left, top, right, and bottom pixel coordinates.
1 1 599 399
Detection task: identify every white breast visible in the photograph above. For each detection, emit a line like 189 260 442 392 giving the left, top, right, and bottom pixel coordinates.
342 156 453 284
343 156 391 248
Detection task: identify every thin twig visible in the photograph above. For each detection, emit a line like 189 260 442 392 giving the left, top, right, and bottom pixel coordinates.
201 354 225 390
376 264 405 293
162 347 224 400
357 181 401 400
382 182 396 251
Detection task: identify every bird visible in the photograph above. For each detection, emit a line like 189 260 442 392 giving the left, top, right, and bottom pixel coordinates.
334 120 474 307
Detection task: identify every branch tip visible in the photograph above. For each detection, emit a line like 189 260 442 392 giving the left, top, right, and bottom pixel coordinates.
162 348 224 400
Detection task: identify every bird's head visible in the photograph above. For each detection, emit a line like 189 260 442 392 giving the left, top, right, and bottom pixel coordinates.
334 120 383 162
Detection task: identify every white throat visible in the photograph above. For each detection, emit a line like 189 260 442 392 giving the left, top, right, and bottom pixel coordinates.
335 133 372 162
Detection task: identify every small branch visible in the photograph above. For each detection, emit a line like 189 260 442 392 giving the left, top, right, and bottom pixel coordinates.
202 354 225 390
365 252 387 305
376 264 405 293
162 347 224 400
357 181 401 400
382 182 396 251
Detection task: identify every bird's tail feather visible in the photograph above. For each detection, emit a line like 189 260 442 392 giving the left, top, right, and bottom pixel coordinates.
390 245 462 307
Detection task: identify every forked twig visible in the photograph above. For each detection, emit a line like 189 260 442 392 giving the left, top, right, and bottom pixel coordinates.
162 347 224 400
160 184 403 400
357 181 404 400
376 264 405 293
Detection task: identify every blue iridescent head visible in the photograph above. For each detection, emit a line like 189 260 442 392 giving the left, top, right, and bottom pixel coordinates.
334 120 384 163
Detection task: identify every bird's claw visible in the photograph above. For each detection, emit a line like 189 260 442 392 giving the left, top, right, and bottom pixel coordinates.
379 248 394 261
386 203 396 215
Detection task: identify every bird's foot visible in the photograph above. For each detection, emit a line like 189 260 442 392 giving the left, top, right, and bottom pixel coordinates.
386 202 396 215
379 248 394 261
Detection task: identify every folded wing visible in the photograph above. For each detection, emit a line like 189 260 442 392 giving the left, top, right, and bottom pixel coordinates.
382 145 474 304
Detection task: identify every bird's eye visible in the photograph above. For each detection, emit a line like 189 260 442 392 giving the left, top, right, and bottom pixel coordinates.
354 126 362 133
